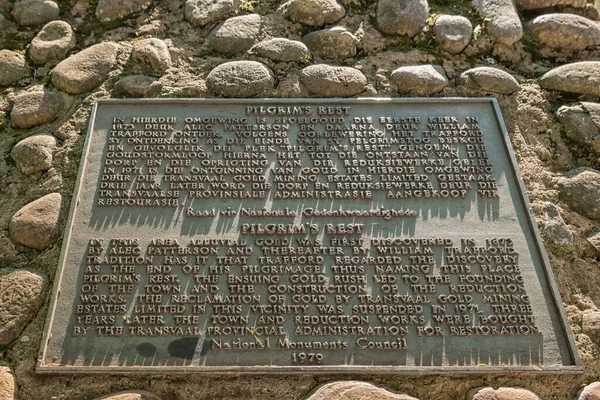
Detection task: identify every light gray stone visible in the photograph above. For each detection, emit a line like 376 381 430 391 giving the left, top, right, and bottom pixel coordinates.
558 167 600 221
527 14 600 51
249 38 310 62
556 102 600 153
94 391 162 400
11 134 57 175
184 0 241 27
131 38 171 77
586 232 600 255
29 20 76 65
206 61 274 97
208 14 260 56
113 75 161 97
459 67 520 94
12 0 59 26
51 42 118 94
433 15 472 54
302 27 357 59
0 50 30 86
467 387 540 400
10 90 64 129
539 62 600 96
300 64 366 97
376 0 429 38
390 65 448 95
9 193 62 250
0 366 16 400
281 0 345 27
474 0 523 45
0 269 47 345
307 381 419 400
518 0 586 9
543 202 573 246
577 381 600 399
95 0 152 21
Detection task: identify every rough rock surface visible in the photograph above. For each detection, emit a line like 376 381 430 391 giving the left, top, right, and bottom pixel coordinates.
543 202 573 246
390 65 448 95
29 20 76 65
208 14 261 56
249 38 310 62
113 75 161 97
578 382 600 399
131 38 171 77
539 62 600 96
527 14 600 51
11 134 57 174
302 27 357 60
281 0 345 27
300 64 366 97
518 0 586 9
582 311 600 339
51 42 119 94
586 232 600 255
433 15 472 54
0 269 47 345
376 0 429 38
185 0 241 26
0 50 30 86
12 0 59 26
0 366 16 400
9 193 62 250
459 67 520 94
96 0 152 21
206 61 274 97
94 390 162 400
474 0 523 45
556 102 600 153
558 167 600 221
468 387 540 400
10 90 64 129
307 381 419 400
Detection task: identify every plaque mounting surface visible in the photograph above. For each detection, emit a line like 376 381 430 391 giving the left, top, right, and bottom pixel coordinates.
38 98 580 373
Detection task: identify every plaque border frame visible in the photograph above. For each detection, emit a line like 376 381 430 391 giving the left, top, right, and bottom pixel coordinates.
36 97 582 374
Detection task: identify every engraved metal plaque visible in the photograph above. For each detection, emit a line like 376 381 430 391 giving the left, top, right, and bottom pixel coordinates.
38 98 580 373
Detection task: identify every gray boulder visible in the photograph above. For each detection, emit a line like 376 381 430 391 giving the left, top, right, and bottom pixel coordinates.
0 366 17 400
12 0 59 26
300 64 366 97
11 134 57 174
558 167 600 221
10 90 64 129
556 102 600 153
543 202 573 246
302 27 357 60
433 15 472 54
0 269 47 345
539 62 600 96
93 391 162 400
206 61 274 97
518 0 586 9
9 193 63 250
376 0 429 38
527 13 600 51
307 382 419 400
51 42 119 94
113 75 161 98
184 0 241 27
29 20 76 65
131 38 171 77
208 14 261 56
0 50 30 86
249 38 310 62
467 387 540 400
474 0 523 45
459 67 520 94
281 0 345 27
390 65 448 95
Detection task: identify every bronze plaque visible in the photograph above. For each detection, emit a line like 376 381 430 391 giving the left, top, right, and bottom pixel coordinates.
38 98 580 373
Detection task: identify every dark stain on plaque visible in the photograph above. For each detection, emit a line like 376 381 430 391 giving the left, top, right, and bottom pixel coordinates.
168 337 199 359
137 343 157 358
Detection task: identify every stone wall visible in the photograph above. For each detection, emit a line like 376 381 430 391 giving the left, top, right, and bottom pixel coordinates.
2 0 600 398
